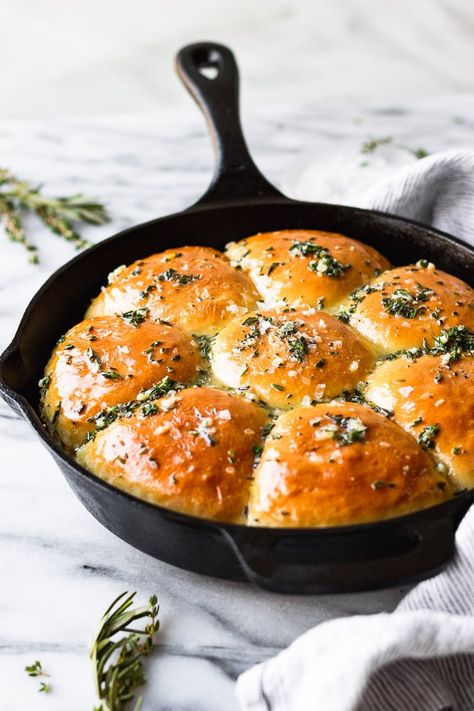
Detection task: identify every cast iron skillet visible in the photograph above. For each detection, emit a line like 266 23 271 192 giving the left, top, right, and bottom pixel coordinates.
1 42 473 594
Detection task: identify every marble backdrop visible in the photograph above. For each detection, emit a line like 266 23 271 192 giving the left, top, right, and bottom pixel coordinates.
1 97 473 710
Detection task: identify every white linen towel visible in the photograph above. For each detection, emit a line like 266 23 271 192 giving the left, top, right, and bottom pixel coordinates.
237 149 474 711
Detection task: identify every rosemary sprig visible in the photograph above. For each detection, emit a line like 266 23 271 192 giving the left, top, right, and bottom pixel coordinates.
91 591 159 711
0 168 109 263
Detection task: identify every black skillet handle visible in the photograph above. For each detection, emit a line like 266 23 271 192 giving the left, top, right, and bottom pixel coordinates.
221 494 474 594
176 42 283 206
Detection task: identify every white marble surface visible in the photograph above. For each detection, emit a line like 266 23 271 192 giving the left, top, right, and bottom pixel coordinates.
2 0 474 120
1 96 474 710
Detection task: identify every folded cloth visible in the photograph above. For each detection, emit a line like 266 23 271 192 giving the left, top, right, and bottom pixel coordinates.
357 149 474 248
236 149 474 711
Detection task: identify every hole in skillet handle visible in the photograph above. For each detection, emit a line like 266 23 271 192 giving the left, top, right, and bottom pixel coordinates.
198 64 219 81
220 493 474 594
175 42 284 206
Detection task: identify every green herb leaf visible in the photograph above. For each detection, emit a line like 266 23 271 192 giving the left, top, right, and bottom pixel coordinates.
25 660 46 677
101 370 123 380
323 414 367 446
121 308 149 328
289 240 350 278
382 286 434 319
91 592 159 711
157 268 200 285
361 137 392 154
418 423 440 450
0 168 109 263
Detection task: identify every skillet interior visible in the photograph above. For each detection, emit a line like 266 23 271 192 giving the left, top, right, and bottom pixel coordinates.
1 42 473 593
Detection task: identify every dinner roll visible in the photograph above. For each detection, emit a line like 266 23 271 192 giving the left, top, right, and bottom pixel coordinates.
346 263 474 354
86 246 259 335
211 309 373 408
249 402 451 527
365 350 474 489
40 316 200 450
77 387 268 523
225 229 389 309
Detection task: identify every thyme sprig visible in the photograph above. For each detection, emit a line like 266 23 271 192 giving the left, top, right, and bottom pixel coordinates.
0 168 109 263
25 660 48 677
91 591 159 711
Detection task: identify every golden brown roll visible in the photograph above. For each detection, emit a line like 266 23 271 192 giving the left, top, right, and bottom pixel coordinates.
249 402 452 527
40 315 201 450
211 308 374 408
365 351 474 489
76 387 268 523
346 263 474 354
225 229 389 309
86 246 259 336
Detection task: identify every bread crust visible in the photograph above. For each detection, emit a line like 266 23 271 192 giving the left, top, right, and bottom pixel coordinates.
211 308 374 408
41 316 201 449
366 354 474 489
348 264 474 354
249 402 452 527
77 387 268 523
225 229 389 309
86 246 259 335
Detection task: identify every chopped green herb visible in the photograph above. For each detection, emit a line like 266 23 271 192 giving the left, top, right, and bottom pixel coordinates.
272 383 284 391
121 308 149 327
361 136 392 154
323 414 367 445
382 286 434 319
452 446 462 455
267 262 282 275
139 284 156 299
157 268 200 285
194 334 214 360
101 370 122 380
138 376 179 402
38 682 51 693
418 423 440 450
142 402 159 417
38 375 51 395
25 661 46 677
416 258 435 269
414 148 429 159
337 309 351 324
431 325 474 363
289 240 351 278
86 346 102 369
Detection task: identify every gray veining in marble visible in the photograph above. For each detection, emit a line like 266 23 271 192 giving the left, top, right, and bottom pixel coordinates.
1 97 473 710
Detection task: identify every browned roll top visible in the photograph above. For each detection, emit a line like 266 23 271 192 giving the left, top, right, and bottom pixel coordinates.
41 315 201 449
86 246 259 335
249 402 452 527
225 229 390 309
77 388 268 523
